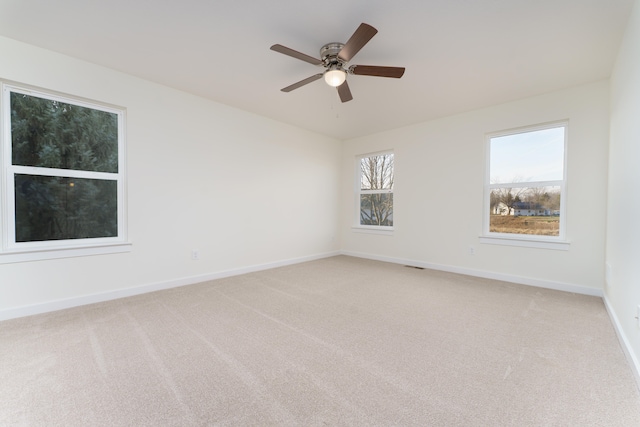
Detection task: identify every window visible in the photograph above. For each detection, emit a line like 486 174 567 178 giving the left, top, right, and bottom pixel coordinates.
1 83 128 261
356 152 394 229
483 122 567 247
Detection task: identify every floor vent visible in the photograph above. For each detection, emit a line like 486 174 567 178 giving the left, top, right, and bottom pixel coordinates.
404 265 425 270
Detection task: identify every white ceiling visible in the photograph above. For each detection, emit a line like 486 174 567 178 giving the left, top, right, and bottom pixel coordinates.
0 0 634 140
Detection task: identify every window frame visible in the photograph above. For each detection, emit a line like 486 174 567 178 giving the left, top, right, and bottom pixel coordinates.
481 121 569 250
0 82 130 263
353 150 394 234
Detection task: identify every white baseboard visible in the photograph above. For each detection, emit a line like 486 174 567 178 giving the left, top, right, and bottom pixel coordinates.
0 251 340 321
603 296 640 391
340 250 604 297
2 250 603 322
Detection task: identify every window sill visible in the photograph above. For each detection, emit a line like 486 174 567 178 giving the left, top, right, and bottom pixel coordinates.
0 242 132 264
479 235 569 251
351 226 394 236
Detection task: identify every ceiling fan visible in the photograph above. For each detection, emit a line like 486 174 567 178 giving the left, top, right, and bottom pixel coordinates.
270 23 405 103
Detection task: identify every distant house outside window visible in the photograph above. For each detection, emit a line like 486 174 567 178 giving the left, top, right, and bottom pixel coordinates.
485 122 567 243
356 152 394 229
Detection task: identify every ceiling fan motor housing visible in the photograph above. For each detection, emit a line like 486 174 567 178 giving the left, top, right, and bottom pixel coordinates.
320 43 346 69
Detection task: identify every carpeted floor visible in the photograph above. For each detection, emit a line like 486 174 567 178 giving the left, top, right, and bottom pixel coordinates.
1 255 639 426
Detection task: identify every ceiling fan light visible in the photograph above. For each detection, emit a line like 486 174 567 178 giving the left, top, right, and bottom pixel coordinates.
324 69 346 87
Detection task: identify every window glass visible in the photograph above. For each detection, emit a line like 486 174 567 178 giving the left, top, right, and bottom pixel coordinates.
490 127 564 184
360 193 393 226
489 185 561 236
360 155 393 190
14 174 118 242
11 92 118 173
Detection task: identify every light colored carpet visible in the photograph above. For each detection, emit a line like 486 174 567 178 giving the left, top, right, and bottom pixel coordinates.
1 255 639 426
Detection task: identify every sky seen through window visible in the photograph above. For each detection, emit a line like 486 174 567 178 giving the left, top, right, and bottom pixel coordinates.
490 127 564 184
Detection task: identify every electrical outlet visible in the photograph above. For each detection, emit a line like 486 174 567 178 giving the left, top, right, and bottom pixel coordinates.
191 250 200 260
468 246 475 255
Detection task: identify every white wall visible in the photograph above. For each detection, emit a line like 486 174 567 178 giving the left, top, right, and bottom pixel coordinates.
341 80 610 293
606 0 640 376
0 36 341 316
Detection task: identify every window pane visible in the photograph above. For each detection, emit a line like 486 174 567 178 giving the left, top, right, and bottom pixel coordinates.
360 194 393 226
489 186 560 236
360 154 394 190
11 92 118 173
14 174 117 242
490 127 564 184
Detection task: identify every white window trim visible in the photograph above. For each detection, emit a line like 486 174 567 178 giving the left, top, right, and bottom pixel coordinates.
0 242 132 264
351 225 394 236
353 150 394 234
479 236 570 251
482 121 569 249
0 82 130 262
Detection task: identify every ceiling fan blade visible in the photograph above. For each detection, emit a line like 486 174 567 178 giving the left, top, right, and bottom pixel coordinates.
338 23 378 62
337 81 353 103
270 44 322 66
350 65 405 78
281 73 323 92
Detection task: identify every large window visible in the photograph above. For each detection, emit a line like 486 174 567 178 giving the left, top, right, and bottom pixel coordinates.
1 83 127 260
484 122 567 244
356 152 394 228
